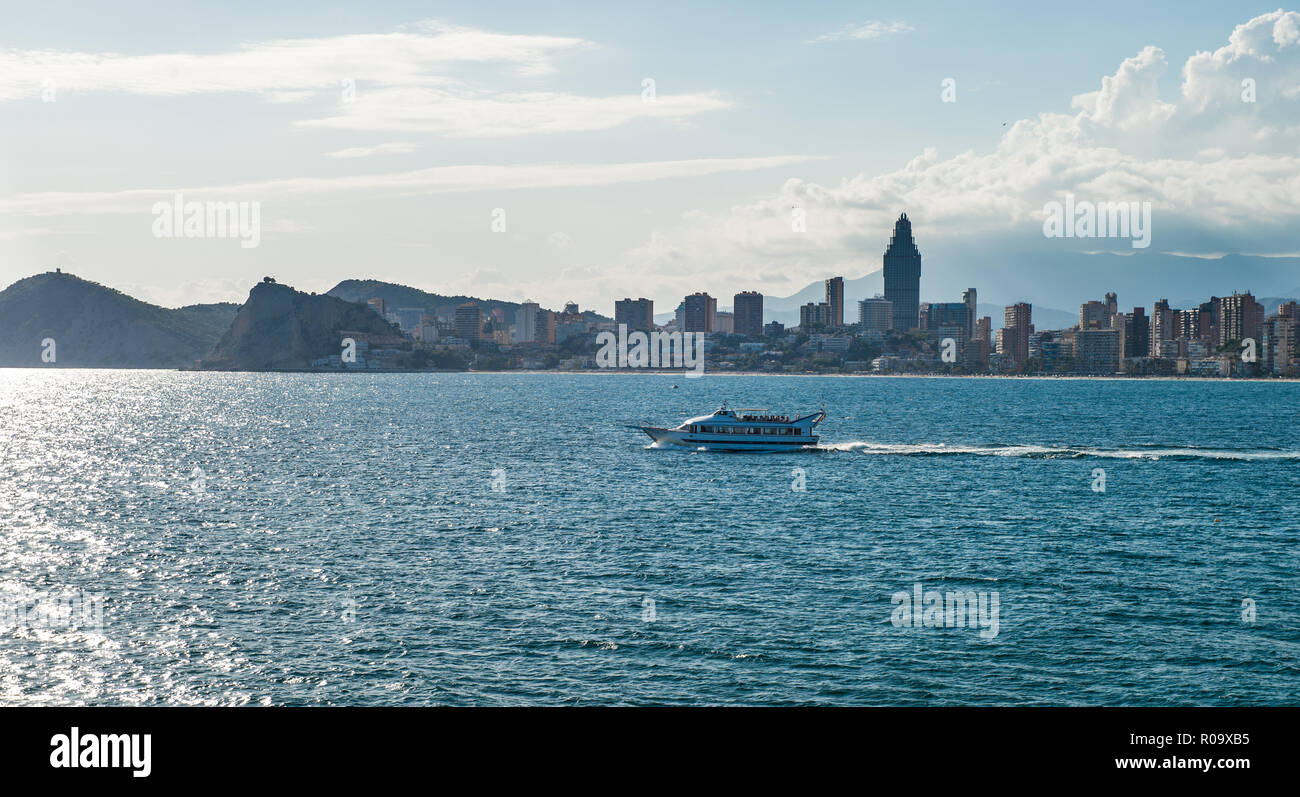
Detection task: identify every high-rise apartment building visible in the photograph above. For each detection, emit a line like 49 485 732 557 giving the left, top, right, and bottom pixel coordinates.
1000 303 1033 367
962 288 977 342
800 302 832 329
1073 328 1122 374
1127 307 1149 358
733 291 764 337
858 296 893 331
614 298 654 331
825 277 844 327
1219 292 1260 346
683 292 717 333
516 300 539 342
454 302 483 342
1080 300 1110 330
973 316 992 368
536 308 556 344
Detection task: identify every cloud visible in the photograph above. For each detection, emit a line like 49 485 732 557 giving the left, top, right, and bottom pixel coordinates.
810 21 913 44
0 21 580 101
326 142 421 159
0 20 728 137
299 87 731 137
0 155 821 216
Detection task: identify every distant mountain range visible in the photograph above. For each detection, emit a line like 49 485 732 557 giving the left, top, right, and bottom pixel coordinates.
0 271 238 367
327 279 609 325
327 279 527 325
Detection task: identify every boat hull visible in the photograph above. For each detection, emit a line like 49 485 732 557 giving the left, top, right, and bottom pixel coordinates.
636 425 817 452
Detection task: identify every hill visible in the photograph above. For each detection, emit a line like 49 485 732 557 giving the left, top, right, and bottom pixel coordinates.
326 279 609 325
201 278 402 370
0 270 238 368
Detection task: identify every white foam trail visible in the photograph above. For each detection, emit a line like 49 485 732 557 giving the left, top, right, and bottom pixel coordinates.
820 442 1300 461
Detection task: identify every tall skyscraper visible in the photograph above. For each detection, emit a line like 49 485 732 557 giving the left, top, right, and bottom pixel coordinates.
1127 307 1149 358
883 213 921 332
516 300 539 342
614 298 654 331
733 291 764 337
962 288 977 342
1000 303 1033 367
824 277 844 327
974 316 992 367
683 292 716 333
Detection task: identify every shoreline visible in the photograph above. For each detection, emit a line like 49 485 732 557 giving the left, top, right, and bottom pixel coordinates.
3 366 1299 382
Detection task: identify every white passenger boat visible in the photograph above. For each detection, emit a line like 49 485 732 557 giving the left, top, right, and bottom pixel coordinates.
631 402 826 452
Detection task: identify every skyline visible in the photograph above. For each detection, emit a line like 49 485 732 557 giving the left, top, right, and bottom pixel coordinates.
2 4 1299 312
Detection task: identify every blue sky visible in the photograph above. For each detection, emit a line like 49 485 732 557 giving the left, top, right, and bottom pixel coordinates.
1 1 1297 311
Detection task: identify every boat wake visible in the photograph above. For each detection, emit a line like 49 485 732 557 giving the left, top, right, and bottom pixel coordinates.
818 442 1300 461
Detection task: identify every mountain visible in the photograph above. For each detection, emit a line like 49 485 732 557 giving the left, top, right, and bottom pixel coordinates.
201 278 401 370
0 270 238 368
762 271 884 325
327 279 611 325
921 250 1300 312
977 303 1077 331
327 279 522 323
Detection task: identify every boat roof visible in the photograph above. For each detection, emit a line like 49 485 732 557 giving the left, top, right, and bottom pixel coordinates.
682 407 818 425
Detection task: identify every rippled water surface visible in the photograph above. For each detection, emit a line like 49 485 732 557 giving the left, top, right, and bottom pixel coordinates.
1 370 1297 705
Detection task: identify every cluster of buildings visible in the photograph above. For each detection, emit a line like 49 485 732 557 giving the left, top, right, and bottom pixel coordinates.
320 212 1297 376
1012 293 1298 376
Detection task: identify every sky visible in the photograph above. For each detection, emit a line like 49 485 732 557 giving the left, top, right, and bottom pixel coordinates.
0 1 1298 312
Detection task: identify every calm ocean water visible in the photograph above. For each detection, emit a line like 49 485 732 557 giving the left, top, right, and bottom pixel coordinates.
1 370 1297 705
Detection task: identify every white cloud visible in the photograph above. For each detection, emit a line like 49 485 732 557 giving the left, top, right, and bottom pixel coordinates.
0 21 580 101
298 86 731 137
326 142 421 159
0 20 728 137
810 21 913 44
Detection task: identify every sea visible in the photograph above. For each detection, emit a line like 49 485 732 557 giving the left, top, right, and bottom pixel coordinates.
1 370 1297 705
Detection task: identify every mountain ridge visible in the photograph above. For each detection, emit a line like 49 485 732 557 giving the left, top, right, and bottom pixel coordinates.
0 271 238 368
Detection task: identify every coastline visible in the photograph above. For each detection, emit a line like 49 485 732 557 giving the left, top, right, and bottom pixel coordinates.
3 365 1299 382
